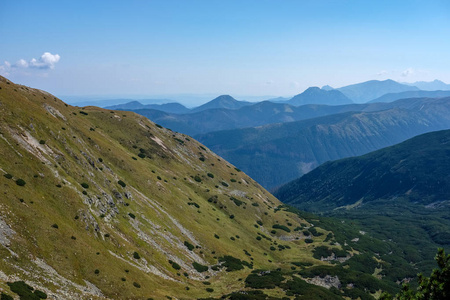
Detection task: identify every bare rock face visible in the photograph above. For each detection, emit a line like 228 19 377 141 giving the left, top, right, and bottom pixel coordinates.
307 275 341 289
0 216 15 247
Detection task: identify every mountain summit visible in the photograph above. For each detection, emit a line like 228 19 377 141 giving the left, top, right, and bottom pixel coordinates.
288 87 352 106
321 85 334 91
192 95 251 112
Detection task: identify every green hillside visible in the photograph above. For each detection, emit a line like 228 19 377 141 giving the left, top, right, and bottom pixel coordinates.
0 76 401 299
275 130 450 278
275 130 450 209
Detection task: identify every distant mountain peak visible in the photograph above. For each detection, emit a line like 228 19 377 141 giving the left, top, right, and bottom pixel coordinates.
321 85 334 91
214 94 235 99
211 94 238 102
304 86 321 92
127 100 143 105
288 86 352 106
192 94 251 112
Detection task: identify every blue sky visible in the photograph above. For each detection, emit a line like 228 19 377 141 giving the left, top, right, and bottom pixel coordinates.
1 0 449 104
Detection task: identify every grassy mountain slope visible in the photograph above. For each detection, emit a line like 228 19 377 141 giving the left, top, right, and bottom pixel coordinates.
196 98 450 189
0 76 386 299
337 79 419 103
274 130 450 278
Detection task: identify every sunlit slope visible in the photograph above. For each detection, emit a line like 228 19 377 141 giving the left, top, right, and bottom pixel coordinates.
0 76 338 299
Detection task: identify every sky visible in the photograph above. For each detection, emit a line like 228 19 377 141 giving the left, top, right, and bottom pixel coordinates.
1 0 450 105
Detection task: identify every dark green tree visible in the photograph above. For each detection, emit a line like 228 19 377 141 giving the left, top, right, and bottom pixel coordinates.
380 248 450 300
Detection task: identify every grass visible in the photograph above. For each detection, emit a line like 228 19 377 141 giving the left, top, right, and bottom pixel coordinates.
0 76 395 299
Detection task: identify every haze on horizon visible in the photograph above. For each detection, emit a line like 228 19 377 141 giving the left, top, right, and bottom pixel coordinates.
1 0 450 106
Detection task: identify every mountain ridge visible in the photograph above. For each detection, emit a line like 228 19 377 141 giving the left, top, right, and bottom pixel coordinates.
196 97 450 189
403 79 450 91
274 129 450 210
369 90 450 103
337 79 420 103
105 101 190 114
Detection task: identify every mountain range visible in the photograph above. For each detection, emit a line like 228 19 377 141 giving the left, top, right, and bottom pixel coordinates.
369 90 450 103
196 97 450 189
107 79 449 138
336 79 420 103
67 79 449 114
105 101 191 114
125 98 433 136
403 79 450 91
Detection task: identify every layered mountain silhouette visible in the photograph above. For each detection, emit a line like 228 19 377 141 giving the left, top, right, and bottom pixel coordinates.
196 97 450 189
369 90 450 103
404 79 450 91
128 99 421 136
105 101 190 113
337 79 419 103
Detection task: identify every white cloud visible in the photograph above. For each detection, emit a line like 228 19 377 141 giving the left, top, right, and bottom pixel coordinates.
401 67 414 77
377 70 388 76
29 52 61 69
14 59 29 68
0 52 60 76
